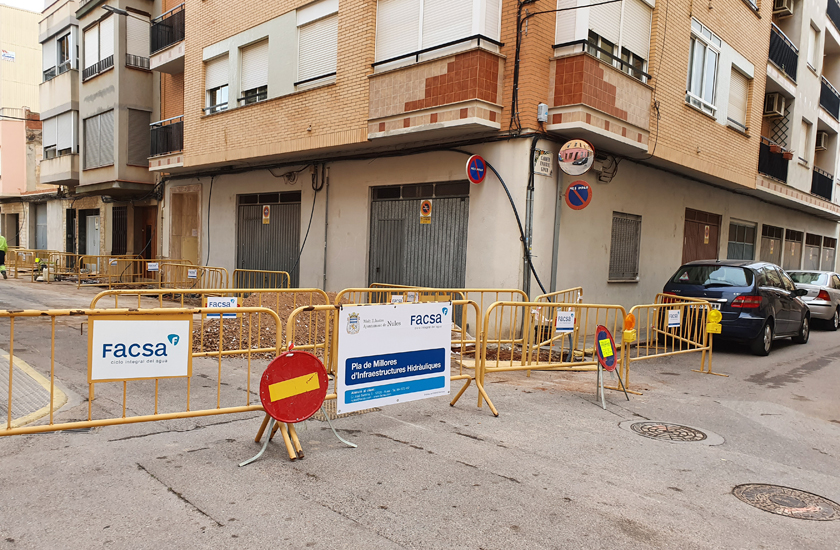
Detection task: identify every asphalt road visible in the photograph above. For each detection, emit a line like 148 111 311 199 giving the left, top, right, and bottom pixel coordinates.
0 280 838 549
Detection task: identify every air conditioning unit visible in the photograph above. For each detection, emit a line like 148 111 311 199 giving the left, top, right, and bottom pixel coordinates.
773 0 793 17
816 130 829 151
764 92 786 118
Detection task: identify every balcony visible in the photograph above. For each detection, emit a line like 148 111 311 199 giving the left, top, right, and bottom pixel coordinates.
149 116 184 171
821 76 840 120
43 61 71 83
82 55 114 81
150 4 185 74
759 137 789 183
812 167 834 200
40 1 78 38
126 53 150 71
39 153 79 186
40 68 78 114
829 0 840 33
367 36 504 140
769 24 799 82
545 42 652 154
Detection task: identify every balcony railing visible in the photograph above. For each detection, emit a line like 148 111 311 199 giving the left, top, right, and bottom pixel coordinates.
82 55 114 81
151 3 185 55
821 76 840 119
150 115 183 157
812 167 834 200
43 61 71 83
553 39 652 83
126 53 150 70
829 0 840 32
769 23 799 81
372 34 504 68
759 137 789 183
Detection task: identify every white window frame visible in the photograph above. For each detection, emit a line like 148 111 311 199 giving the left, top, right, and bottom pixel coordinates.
800 119 813 165
807 24 820 71
686 19 721 115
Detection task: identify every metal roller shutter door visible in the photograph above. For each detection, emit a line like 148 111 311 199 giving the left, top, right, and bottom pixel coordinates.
237 202 301 287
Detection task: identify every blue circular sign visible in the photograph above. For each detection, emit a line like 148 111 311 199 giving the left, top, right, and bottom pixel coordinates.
466 155 487 184
565 181 592 210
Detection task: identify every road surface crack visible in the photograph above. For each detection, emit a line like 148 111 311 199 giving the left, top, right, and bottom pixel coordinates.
136 463 223 527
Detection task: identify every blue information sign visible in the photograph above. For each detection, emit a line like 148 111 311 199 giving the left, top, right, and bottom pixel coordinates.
466 155 487 184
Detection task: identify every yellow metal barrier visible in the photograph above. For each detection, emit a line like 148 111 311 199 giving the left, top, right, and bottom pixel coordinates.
77 257 193 288
160 263 229 290
233 269 291 289
535 286 584 304
0 306 281 436
9 249 60 278
627 293 722 377
285 299 496 414
479 301 632 406
40 252 81 282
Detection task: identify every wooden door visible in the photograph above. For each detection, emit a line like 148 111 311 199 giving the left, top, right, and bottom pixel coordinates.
682 208 721 264
170 192 200 265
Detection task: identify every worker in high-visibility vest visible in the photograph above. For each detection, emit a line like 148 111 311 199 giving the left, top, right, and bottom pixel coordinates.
0 233 7 279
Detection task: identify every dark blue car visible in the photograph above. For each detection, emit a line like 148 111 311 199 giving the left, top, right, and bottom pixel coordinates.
662 260 810 356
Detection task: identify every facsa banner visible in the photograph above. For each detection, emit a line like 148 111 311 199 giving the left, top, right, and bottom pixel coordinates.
88 314 193 382
336 302 451 414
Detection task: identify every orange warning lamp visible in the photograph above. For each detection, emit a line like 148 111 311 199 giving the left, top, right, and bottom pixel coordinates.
624 313 636 330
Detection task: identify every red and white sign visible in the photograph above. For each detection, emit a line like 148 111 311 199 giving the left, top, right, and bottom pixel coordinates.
259 351 328 423
262 205 270 225
565 181 593 211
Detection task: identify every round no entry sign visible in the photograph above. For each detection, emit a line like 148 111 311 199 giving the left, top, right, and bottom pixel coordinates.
595 325 618 372
259 351 328 423
565 181 592 210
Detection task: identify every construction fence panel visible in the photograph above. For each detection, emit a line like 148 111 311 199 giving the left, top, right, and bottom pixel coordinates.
232 269 291 290
0 307 281 436
160 263 229 290
10 249 60 278
535 287 585 304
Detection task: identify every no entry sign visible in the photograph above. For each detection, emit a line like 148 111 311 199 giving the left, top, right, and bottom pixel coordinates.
565 181 592 210
595 325 618 372
259 351 328 423
466 155 487 184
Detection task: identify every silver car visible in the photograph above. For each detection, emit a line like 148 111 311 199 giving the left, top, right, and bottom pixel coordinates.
788 271 840 330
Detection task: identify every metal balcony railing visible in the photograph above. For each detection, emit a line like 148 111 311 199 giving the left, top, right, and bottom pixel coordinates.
82 55 114 81
820 76 840 119
759 137 789 183
126 54 150 70
372 34 504 68
553 39 652 83
769 23 799 81
829 0 840 32
812 167 834 200
151 4 185 55
150 115 183 157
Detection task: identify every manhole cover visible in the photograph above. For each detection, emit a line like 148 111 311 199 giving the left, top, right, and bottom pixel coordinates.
733 484 840 521
630 422 707 442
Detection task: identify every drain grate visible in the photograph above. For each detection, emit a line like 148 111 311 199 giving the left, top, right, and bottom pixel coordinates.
630 422 707 442
733 484 840 521
310 399 380 422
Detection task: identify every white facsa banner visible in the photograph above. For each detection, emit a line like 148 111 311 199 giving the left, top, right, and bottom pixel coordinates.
336 302 452 414
89 315 193 382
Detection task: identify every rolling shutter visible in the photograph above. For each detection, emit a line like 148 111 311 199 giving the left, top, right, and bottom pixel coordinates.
84 26 99 69
298 13 339 82
422 0 473 49
42 38 55 71
84 116 100 168
728 69 749 127
589 0 621 45
621 0 652 59
484 0 501 41
128 109 151 166
375 0 421 62
43 116 57 148
57 112 73 151
240 40 269 92
99 16 115 60
127 15 150 58
205 55 228 90
555 0 577 45
99 110 115 166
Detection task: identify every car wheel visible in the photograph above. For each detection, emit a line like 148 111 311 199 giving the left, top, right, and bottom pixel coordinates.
750 322 773 356
793 315 810 344
828 308 839 332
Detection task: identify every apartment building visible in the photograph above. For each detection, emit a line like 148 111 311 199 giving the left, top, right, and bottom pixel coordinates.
143 0 839 307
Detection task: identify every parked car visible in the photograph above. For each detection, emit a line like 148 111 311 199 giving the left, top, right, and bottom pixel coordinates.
662 260 810 356
787 270 840 331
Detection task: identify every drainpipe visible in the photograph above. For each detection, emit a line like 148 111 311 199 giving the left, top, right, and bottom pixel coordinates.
523 135 539 298
322 166 330 291
550 165 563 293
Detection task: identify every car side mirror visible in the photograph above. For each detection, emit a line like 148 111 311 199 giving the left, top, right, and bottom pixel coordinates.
794 288 808 297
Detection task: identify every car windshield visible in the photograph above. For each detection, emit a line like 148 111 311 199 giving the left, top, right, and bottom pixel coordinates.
671 265 753 287
788 272 828 285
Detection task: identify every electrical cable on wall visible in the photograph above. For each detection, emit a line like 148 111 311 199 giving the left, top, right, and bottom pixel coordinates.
291 164 326 277
204 175 215 266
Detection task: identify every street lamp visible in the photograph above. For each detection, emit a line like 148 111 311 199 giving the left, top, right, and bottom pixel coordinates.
101 4 151 24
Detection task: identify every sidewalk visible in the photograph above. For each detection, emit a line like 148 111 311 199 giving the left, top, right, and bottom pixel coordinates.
0 350 67 429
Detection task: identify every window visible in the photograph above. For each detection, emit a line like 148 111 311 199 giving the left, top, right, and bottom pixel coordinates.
43 116 57 159
374 0 502 64
126 14 151 68
83 16 115 80
56 111 75 155
204 55 229 113
619 0 652 81
127 109 151 166
686 19 721 115
670 265 752 287
823 237 837 270
807 25 819 70
239 40 269 105
800 119 812 164
621 49 646 80
83 110 115 169
608 212 642 281
762 266 783 288
297 4 339 87
779 270 796 292
57 33 71 72
789 272 828 285
727 221 756 260
588 31 615 63
728 69 749 131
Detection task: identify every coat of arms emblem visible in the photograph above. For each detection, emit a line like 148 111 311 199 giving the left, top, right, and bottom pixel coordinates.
346 312 360 334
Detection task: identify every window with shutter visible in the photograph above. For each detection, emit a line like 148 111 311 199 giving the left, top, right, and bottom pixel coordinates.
205 55 229 113
43 117 57 148
100 16 115 61
84 115 100 169
56 112 74 153
589 0 621 46
422 0 473 49
99 110 115 167
375 0 421 62
483 0 501 41
555 0 577 45
621 0 652 60
608 212 642 281
128 109 151 166
727 69 749 130
84 26 99 70
127 15 150 59
297 13 338 84
240 40 269 101
43 37 56 71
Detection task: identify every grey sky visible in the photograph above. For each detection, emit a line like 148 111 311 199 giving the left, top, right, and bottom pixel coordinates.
0 0 43 13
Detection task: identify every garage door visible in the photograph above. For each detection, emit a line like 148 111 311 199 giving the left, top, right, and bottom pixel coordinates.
682 208 721 264
369 182 470 288
236 192 301 287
